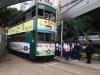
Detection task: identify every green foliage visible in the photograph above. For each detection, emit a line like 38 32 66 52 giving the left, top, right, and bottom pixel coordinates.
76 16 93 36
57 16 93 41
0 8 21 25
81 52 100 60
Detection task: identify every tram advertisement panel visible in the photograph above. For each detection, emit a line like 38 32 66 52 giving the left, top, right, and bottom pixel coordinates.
36 43 55 56
8 20 33 35
9 42 30 54
37 19 56 32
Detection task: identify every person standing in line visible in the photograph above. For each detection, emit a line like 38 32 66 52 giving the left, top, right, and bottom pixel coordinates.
72 42 78 61
70 42 75 59
85 40 94 64
76 41 82 60
55 41 59 58
63 42 66 59
58 42 62 57
64 42 70 60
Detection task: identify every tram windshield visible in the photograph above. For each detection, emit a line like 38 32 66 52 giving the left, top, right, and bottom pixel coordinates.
37 32 55 43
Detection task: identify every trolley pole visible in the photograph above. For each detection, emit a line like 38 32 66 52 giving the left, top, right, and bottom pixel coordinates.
35 0 38 55
61 21 63 57
36 0 38 19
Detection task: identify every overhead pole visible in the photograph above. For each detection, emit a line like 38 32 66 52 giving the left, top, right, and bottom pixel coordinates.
57 0 63 58
61 21 63 57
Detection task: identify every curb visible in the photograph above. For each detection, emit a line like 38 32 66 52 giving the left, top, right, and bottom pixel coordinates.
55 58 100 71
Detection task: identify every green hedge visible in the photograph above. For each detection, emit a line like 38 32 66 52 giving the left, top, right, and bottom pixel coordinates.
93 44 100 54
81 52 100 60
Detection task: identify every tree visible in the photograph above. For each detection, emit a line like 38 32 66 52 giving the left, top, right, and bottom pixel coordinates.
77 16 93 36
57 16 93 41
0 8 21 27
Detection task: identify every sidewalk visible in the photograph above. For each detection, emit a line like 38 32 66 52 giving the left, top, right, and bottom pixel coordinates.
55 57 100 71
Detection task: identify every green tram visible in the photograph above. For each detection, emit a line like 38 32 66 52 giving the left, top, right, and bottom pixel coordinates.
7 3 56 60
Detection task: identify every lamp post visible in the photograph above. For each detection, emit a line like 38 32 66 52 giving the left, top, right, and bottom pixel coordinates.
58 0 63 58
61 21 63 57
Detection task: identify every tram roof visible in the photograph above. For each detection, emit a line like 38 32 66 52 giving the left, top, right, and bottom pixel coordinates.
8 3 56 24
26 3 56 14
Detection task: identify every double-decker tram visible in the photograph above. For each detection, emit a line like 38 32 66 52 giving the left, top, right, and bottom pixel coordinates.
7 3 56 60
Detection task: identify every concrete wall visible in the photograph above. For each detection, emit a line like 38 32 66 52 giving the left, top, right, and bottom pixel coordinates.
79 35 100 44
60 0 100 20
0 31 7 59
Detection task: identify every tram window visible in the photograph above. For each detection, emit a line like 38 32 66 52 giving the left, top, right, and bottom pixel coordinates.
14 21 16 25
37 33 44 42
38 9 44 18
26 10 32 20
44 13 49 20
29 10 32 19
45 33 51 42
50 14 56 21
10 33 25 42
37 32 54 42
51 33 55 41
10 21 13 26
45 33 54 42
15 17 21 24
22 15 26 22
15 16 24 24
15 19 19 24
13 20 16 25
25 13 28 20
44 10 55 21
11 21 14 25
32 9 36 17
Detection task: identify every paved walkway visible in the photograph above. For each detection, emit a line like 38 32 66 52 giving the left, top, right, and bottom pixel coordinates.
55 57 100 71
0 54 100 75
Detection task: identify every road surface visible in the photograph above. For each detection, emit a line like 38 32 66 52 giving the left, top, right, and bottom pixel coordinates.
0 54 99 75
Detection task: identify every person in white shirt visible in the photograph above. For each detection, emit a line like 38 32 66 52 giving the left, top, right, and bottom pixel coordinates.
55 42 60 57
64 42 71 60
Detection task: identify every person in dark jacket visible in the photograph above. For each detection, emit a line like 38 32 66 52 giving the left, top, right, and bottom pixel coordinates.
85 40 94 64
76 41 82 60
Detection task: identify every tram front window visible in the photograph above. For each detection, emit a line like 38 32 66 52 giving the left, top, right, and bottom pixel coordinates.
37 32 54 43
